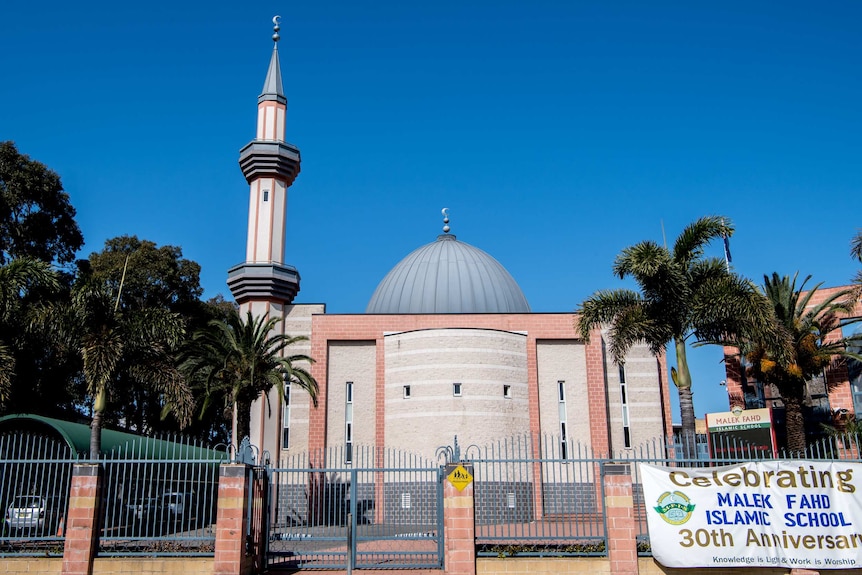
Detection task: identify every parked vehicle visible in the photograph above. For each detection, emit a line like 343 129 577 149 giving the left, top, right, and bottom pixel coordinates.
4 495 63 535
126 497 164 522
159 489 215 530
162 491 193 520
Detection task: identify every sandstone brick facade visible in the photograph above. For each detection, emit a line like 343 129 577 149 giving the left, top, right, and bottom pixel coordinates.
249 311 673 461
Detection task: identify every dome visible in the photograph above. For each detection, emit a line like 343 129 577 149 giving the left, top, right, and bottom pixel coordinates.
366 234 531 314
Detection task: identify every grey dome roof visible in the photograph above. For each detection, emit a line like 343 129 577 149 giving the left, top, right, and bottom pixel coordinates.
366 234 530 314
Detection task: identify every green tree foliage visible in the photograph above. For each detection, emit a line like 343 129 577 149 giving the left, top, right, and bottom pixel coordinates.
852 230 862 285
0 258 59 405
85 236 232 437
88 235 202 312
577 216 775 454
731 273 861 453
0 142 83 266
0 144 85 417
180 310 318 444
34 264 194 458
821 413 862 444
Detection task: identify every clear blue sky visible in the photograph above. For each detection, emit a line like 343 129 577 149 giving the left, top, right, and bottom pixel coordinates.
3 1 861 423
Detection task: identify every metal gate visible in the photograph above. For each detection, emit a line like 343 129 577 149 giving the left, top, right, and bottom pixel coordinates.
265 446 444 570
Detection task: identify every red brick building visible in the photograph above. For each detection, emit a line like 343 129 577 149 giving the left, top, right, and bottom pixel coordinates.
230 20 674 462
722 284 862 445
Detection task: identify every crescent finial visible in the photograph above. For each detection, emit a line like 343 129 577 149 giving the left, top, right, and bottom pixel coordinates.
272 15 281 42
442 208 450 234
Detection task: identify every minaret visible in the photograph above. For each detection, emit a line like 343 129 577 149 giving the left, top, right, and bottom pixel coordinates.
228 16 301 306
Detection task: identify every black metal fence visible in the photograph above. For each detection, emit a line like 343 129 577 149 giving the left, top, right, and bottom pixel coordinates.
463 435 607 556
0 430 227 557
0 433 75 556
98 436 227 556
458 430 862 557
3 427 860 563
266 445 444 570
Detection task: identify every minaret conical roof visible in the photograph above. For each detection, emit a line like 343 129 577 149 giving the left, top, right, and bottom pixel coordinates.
260 20 286 104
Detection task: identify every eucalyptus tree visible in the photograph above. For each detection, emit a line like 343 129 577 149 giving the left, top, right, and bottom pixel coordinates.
577 216 775 454
180 310 318 444
727 273 862 453
0 141 83 266
33 268 193 458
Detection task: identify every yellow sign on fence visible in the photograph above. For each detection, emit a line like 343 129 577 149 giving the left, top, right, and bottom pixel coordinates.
447 464 473 491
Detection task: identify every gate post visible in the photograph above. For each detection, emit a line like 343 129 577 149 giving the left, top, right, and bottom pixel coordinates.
443 463 476 575
603 463 638 575
214 464 252 575
61 463 101 575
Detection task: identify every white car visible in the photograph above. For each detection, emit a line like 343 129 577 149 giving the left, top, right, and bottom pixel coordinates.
4 495 61 534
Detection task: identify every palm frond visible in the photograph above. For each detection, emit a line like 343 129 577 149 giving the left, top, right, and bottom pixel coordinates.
851 230 862 264
606 305 668 360
577 289 644 342
612 241 668 280
178 309 320 436
0 342 14 404
0 257 59 320
81 329 123 398
672 215 732 267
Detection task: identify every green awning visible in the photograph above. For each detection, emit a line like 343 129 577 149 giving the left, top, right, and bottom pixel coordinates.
0 414 227 461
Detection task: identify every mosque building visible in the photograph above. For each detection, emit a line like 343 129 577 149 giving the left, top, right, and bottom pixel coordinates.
229 19 673 463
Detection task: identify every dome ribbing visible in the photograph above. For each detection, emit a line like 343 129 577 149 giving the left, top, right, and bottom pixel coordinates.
366 234 530 314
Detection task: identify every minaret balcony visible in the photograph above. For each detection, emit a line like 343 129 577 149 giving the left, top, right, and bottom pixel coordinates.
227 261 300 304
238 140 301 185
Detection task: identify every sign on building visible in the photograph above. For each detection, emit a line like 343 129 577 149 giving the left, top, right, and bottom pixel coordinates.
640 461 862 569
706 407 776 458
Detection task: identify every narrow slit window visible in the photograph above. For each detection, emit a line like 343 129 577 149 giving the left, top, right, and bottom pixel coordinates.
403 385 411 399
281 403 290 449
453 383 462 397
281 382 292 450
620 376 631 448
559 381 569 459
263 189 270 202
345 382 354 463
503 385 512 398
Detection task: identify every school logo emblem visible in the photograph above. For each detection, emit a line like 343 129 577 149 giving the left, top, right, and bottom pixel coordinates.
653 491 695 525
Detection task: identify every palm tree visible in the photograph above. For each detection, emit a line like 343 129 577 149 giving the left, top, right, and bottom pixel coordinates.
34 271 192 458
0 258 58 404
821 413 862 446
851 230 862 285
180 310 318 444
577 216 775 454
731 273 862 453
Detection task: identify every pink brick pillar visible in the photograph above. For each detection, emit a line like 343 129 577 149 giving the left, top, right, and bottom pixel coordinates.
443 463 476 575
214 464 252 575
61 463 102 575
604 463 637 575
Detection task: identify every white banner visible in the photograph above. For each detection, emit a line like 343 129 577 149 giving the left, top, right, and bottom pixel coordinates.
639 461 862 570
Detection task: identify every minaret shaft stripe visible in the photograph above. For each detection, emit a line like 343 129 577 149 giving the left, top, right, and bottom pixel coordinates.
257 102 286 141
